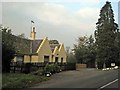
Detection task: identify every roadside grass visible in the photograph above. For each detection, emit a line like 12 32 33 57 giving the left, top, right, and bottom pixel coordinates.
2 73 49 88
0 74 2 89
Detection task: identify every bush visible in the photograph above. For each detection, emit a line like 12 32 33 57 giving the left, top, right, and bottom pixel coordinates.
31 66 38 72
44 64 61 74
54 64 61 73
44 63 52 73
31 69 44 76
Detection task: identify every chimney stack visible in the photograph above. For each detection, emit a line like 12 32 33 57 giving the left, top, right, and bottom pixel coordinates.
30 26 36 40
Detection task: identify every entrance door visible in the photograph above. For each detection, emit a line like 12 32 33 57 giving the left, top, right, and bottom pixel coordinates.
61 57 63 64
44 56 49 64
55 57 58 63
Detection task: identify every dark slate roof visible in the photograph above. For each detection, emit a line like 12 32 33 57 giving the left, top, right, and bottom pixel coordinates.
13 35 61 55
12 35 31 54
12 34 43 54
50 44 60 52
32 39 43 53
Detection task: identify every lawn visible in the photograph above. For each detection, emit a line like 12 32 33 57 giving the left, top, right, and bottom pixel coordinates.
2 73 49 88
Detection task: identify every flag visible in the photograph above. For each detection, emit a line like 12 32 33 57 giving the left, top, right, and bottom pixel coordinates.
31 20 34 23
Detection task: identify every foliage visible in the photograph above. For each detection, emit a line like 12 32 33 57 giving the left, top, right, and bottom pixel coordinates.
2 26 31 54
66 46 70 53
17 33 27 39
44 63 60 74
49 40 59 44
67 52 77 63
2 73 49 88
1 26 15 73
94 1 119 68
31 68 44 76
74 36 88 63
1 25 31 72
115 32 120 66
74 35 96 68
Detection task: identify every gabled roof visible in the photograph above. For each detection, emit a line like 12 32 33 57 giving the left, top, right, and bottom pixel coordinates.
50 44 60 52
12 34 44 55
32 39 43 53
12 35 31 54
13 34 65 55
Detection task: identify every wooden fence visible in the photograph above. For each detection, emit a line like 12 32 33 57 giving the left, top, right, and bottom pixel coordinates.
76 64 87 70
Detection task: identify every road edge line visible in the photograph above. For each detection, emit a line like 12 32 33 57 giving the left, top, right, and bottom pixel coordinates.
97 79 118 90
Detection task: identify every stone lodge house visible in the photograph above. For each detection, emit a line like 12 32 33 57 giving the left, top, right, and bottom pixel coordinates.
13 26 67 64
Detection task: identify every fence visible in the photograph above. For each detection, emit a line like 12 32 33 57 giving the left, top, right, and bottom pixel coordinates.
10 62 45 74
76 64 87 70
10 62 68 73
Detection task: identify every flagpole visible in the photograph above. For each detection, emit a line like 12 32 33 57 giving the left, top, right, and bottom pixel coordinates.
31 20 34 32
31 21 32 32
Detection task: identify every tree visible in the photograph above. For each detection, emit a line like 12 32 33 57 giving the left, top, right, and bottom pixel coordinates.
118 32 120 66
85 35 96 68
67 52 77 64
94 1 119 69
17 33 26 39
114 31 120 66
74 35 96 68
49 40 59 44
66 46 70 53
74 36 89 64
1 26 15 73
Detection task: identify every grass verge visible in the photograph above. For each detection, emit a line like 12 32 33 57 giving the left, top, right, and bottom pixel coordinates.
2 73 49 88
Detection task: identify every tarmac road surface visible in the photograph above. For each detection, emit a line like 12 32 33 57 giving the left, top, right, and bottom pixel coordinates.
30 69 119 89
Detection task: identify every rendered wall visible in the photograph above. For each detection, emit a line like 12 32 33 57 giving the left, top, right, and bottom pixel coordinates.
58 44 67 63
37 37 52 63
24 55 30 63
31 55 38 63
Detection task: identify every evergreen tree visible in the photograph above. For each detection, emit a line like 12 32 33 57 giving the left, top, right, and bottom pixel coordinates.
94 1 119 69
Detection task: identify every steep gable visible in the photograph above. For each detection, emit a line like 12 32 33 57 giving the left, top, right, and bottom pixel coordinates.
50 44 60 53
59 44 66 55
36 37 53 62
37 37 52 54
58 43 67 63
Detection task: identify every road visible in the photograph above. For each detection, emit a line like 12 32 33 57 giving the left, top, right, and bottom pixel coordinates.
31 69 119 89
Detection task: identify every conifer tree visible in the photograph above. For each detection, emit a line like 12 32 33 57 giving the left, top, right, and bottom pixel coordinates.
94 1 119 68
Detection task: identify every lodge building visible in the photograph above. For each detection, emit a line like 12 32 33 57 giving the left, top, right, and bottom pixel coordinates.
13 26 67 65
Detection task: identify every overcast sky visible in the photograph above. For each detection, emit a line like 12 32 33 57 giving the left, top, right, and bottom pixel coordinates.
2 0 119 49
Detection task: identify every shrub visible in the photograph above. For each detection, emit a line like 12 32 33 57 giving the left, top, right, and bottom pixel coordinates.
31 66 38 72
31 69 44 76
54 64 61 73
44 64 61 74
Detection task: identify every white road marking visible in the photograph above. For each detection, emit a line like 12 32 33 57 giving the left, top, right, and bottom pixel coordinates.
97 79 118 90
